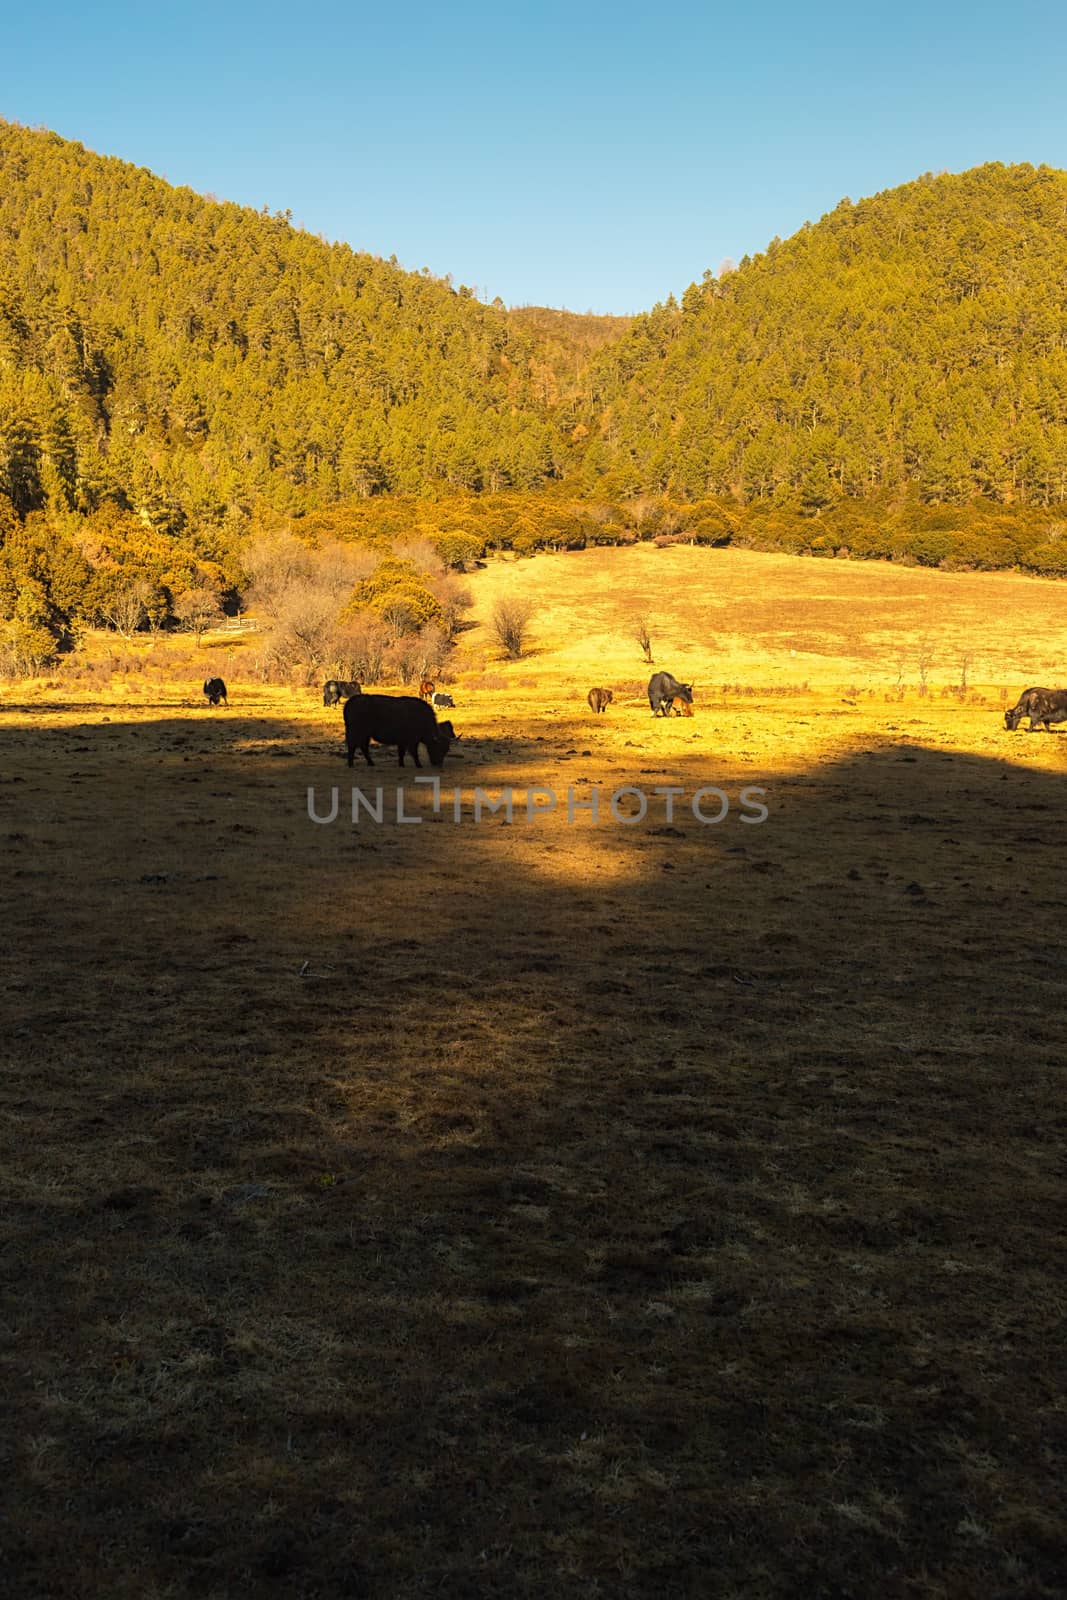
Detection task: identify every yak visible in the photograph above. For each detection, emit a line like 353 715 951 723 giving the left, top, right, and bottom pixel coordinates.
203 677 227 707
587 687 613 714
648 672 694 717
343 694 454 769
1004 687 1067 732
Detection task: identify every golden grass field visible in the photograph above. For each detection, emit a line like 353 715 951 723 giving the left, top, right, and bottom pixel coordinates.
2 544 1066 1599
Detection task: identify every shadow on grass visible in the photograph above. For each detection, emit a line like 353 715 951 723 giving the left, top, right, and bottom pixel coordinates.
2 708 1066 1598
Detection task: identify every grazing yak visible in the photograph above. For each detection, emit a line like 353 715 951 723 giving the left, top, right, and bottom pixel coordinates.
323 679 361 707
203 677 227 707
587 687 613 714
344 694 455 769
648 671 694 717
419 679 436 699
430 691 455 710
1004 686 1067 732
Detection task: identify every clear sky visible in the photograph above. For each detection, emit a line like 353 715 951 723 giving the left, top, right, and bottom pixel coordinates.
2 1 1065 314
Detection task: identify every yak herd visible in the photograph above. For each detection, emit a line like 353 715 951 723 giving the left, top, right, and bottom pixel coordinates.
200 670 1067 769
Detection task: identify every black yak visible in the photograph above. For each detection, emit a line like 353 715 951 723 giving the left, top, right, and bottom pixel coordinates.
343 694 454 769
1004 687 1067 732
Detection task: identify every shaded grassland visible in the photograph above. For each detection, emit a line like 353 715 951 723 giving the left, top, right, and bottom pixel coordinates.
1 671 1065 1600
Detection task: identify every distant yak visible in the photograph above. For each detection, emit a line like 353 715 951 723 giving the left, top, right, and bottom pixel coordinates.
430 691 455 710
587 687 613 714
419 679 436 699
203 677 227 707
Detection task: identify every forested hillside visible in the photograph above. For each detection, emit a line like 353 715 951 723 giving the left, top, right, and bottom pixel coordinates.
571 164 1067 508
2 121 1067 674
0 119 569 530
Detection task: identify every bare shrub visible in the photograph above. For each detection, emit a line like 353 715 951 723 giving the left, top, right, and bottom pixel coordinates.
174 585 224 641
632 615 653 663
383 621 451 687
243 532 312 619
246 530 388 683
958 650 973 697
266 585 341 681
413 622 449 680
330 615 390 685
315 540 379 594
378 594 422 642
429 574 474 639
244 532 376 621
80 661 113 691
491 595 534 660
623 496 660 538
257 547 377 680
384 637 423 685
99 581 150 639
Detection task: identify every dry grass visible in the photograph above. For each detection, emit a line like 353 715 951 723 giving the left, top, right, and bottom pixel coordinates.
467 542 1067 694
2 544 1066 1598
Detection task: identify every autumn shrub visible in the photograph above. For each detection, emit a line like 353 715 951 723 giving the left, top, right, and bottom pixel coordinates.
1021 540 1067 577
349 558 442 636
684 500 737 546
1 619 57 676
428 529 485 569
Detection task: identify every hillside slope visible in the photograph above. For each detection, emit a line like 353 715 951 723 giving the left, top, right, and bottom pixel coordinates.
458 543 1067 696
572 164 1067 508
0 120 569 528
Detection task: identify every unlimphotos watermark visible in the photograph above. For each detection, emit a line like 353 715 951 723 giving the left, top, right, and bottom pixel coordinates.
306 779 769 826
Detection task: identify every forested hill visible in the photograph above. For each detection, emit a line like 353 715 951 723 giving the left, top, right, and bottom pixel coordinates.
571 163 1067 508
506 305 633 406
2 122 1067 600
0 119 574 528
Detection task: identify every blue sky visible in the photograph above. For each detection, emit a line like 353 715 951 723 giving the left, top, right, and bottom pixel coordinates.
2 1 1065 314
